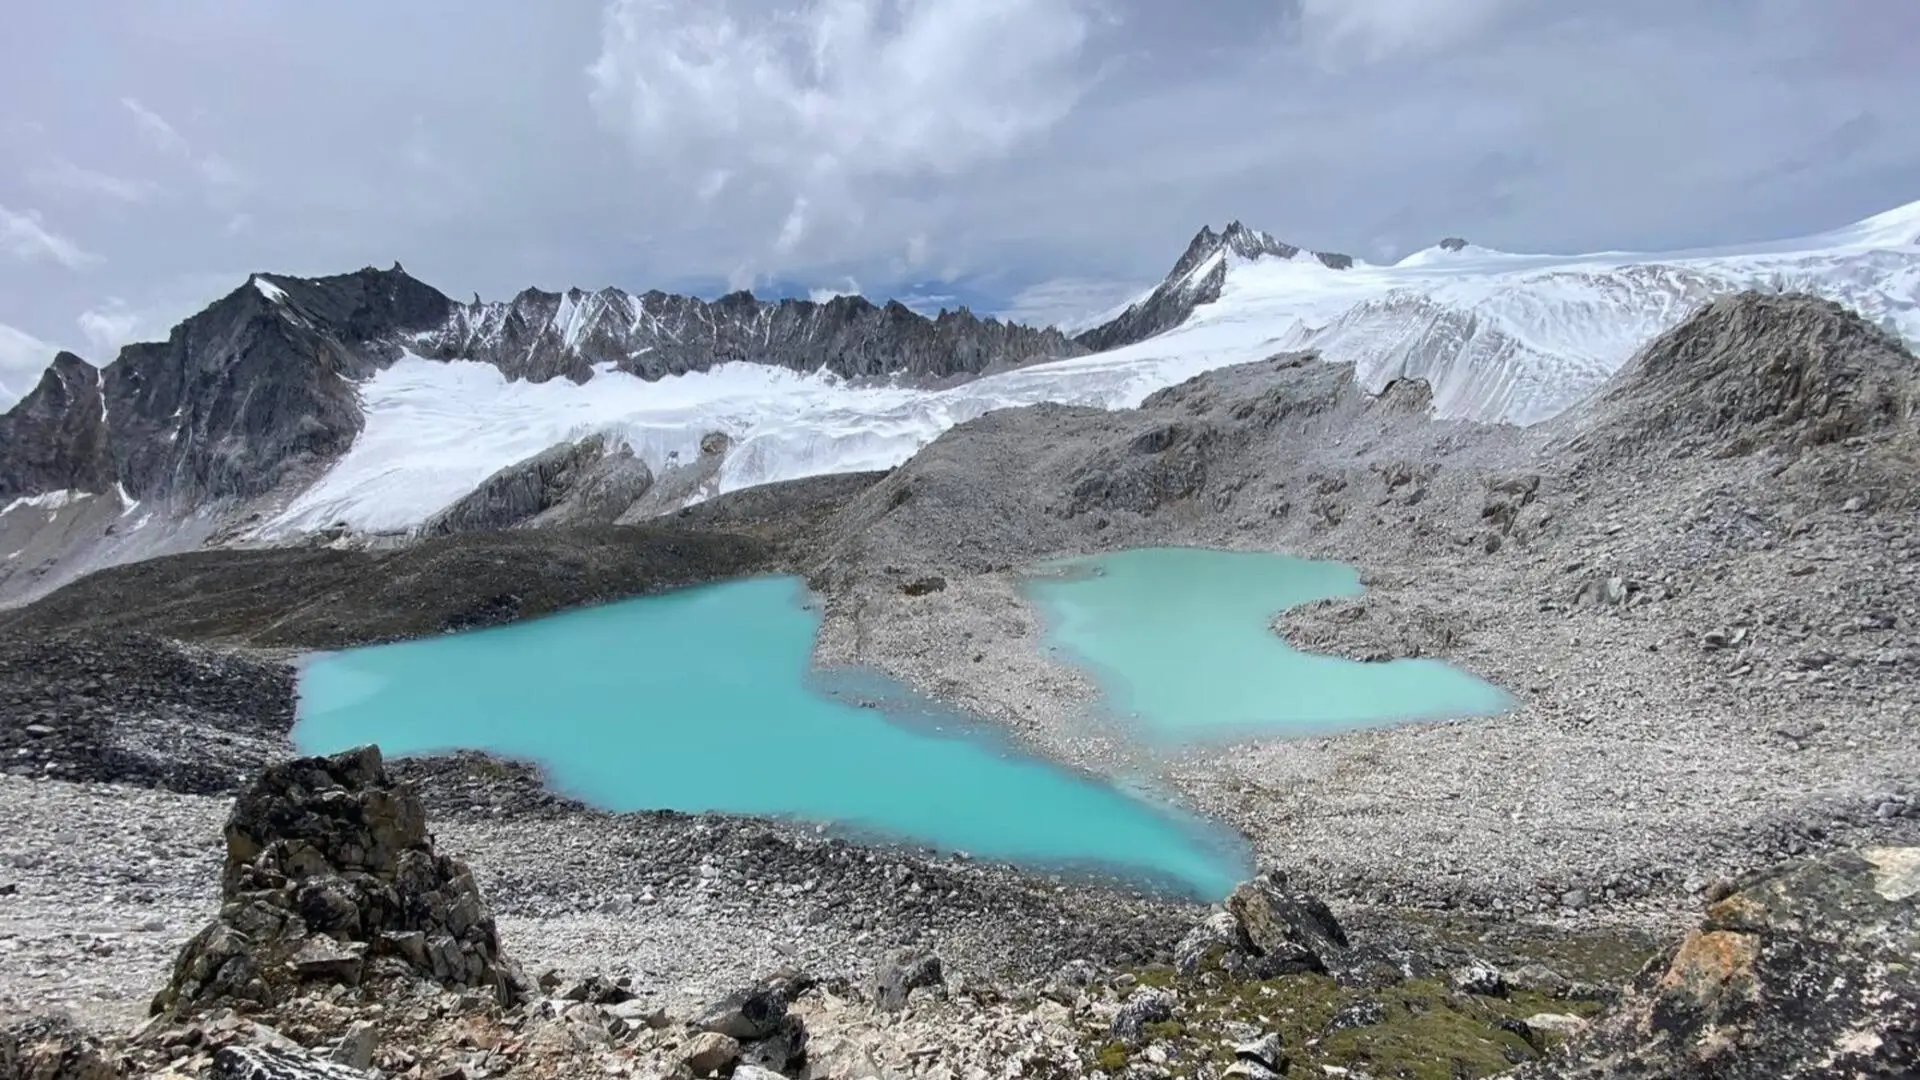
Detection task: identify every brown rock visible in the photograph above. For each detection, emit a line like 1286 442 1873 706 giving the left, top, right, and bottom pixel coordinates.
679 1032 742 1077
1524 846 1920 1079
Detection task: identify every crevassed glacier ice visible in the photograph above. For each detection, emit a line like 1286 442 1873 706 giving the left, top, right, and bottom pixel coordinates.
269 200 1920 534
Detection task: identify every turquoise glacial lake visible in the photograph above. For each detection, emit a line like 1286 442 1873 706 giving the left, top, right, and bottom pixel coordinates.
1023 547 1511 741
294 575 1250 899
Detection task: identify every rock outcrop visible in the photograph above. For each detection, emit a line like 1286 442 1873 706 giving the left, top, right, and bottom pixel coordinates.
1529 846 1919 1078
1175 870 1356 979
151 745 530 1017
1585 291 1919 460
421 434 654 536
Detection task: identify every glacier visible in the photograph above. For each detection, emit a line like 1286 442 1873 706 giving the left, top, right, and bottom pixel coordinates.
269 200 1920 535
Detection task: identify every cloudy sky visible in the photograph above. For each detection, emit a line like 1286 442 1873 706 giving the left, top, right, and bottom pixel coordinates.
1 0 1915 403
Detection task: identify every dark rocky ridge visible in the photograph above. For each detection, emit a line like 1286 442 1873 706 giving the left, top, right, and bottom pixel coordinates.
433 286 1082 384
0 268 1076 517
0 523 777 649
1075 222 1354 352
0 266 451 509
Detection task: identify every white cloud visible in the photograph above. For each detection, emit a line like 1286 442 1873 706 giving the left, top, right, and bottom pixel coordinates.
27 158 157 204
120 96 246 192
0 322 56 408
587 0 1096 256
997 276 1150 331
808 276 863 303
0 204 98 269
197 154 244 188
121 96 193 156
1294 0 1515 65
775 197 810 254
76 299 145 357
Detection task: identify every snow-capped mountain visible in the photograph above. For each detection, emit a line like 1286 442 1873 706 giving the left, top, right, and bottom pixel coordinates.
1077 201 1920 425
1075 222 1355 352
2 199 1917 602
265 201 1919 536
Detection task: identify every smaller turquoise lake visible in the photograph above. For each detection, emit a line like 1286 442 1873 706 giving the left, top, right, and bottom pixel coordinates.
1023 548 1511 740
295 575 1251 899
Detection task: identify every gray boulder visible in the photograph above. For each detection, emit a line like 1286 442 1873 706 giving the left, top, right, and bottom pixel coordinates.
870 949 945 1012
1225 870 1350 977
1111 988 1176 1041
693 984 789 1040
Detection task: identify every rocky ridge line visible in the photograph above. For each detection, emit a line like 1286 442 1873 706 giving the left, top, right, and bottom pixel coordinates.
0 268 1078 516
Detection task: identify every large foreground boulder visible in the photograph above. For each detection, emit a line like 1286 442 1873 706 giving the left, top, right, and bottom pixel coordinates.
151 745 530 1017
1526 845 1918 1078
1177 870 1355 979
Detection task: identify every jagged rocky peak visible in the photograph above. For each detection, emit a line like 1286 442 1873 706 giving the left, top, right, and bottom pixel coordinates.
0 263 459 510
1077 220 1355 353
430 280 1078 386
1439 237 1470 252
1591 290 1919 458
0 351 112 501
239 264 454 343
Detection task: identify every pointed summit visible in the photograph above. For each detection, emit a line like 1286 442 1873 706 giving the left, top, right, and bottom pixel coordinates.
1077 220 1354 352
0 351 113 501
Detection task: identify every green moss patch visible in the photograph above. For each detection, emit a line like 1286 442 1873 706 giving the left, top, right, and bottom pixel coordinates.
1084 969 1609 1079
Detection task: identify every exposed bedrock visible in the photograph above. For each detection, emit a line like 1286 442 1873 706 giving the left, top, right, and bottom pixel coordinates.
422 434 655 536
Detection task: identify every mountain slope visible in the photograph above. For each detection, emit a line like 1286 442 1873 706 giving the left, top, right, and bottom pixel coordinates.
1 266 454 511
0 268 1084 602
1573 291 1920 462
